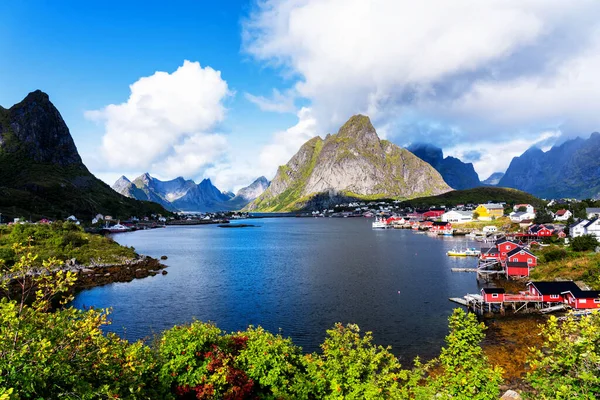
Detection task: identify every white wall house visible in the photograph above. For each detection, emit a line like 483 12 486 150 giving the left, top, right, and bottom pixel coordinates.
571 219 600 239
441 210 473 223
509 211 536 223
514 204 535 214
554 209 572 221
587 208 600 219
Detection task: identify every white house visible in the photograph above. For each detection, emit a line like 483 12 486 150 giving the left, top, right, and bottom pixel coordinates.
483 226 498 233
587 208 600 219
571 219 600 239
509 211 536 223
67 215 78 222
554 209 572 222
513 204 535 214
441 210 473 223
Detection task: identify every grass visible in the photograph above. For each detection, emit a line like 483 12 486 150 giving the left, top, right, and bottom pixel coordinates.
530 250 600 289
0 222 136 266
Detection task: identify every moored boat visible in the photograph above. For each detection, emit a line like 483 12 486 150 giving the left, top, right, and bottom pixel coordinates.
372 217 388 229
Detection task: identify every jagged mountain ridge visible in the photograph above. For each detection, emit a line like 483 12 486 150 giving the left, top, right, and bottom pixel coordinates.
246 115 451 212
498 133 600 199
113 174 270 212
0 90 169 220
407 143 481 190
482 172 504 186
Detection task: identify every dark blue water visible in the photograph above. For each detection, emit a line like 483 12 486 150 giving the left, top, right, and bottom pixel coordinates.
72 218 481 362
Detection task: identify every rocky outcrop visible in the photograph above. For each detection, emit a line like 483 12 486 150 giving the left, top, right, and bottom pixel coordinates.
482 172 504 186
499 133 600 199
0 90 169 220
408 143 481 190
246 115 451 211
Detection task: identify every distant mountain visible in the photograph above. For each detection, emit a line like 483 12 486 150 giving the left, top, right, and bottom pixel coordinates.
0 90 169 220
482 172 504 186
407 143 480 190
113 174 270 212
246 115 451 212
498 133 600 199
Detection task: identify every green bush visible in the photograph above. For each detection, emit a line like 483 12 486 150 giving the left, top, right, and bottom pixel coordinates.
571 235 599 252
541 246 568 262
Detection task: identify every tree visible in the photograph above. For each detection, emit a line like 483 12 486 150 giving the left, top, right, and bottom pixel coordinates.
534 209 554 224
571 235 599 252
517 206 527 212
426 309 503 399
528 313 600 399
473 211 480 220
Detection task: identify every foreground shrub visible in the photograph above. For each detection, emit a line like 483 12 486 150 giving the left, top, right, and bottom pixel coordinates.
425 309 503 400
571 235 599 252
527 312 600 399
541 246 568 262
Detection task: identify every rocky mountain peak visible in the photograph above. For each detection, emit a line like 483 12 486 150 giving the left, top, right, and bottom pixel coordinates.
407 143 444 165
235 176 270 201
3 90 83 166
336 114 379 144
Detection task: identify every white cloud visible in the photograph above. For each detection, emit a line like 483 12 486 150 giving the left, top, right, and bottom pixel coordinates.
244 88 296 113
258 107 318 177
87 60 231 177
244 0 600 174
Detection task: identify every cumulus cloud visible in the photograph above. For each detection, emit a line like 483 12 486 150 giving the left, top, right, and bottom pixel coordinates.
244 88 296 113
87 60 231 177
244 0 600 176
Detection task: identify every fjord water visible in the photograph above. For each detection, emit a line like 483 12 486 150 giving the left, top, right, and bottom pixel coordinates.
72 218 480 361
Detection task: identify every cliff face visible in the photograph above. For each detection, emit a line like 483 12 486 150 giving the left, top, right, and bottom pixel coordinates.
247 115 451 211
482 172 504 186
499 134 600 199
0 90 168 220
408 143 481 190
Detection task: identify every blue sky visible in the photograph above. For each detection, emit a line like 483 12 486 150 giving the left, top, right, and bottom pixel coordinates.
2 1 600 191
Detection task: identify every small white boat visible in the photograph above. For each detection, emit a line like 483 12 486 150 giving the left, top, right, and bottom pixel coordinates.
104 223 131 233
465 248 481 256
372 217 388 229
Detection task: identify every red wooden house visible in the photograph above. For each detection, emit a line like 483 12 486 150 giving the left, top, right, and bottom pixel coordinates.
423 209 445 219
561 290 600 309
496 239 521 260
480 247 501 261
527 281 580 303
481 287 505 303
529 224 554 237
506 262 530 278
430 221 452 233
506 247 537 267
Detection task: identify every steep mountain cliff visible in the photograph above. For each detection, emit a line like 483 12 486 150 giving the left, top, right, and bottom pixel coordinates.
246 115 451 211
407 143 480 190
0 90 168 220
113 174 269 212
482 172 504 186
498 134 600 199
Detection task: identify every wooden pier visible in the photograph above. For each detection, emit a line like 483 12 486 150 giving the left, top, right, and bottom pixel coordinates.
449 293 550 315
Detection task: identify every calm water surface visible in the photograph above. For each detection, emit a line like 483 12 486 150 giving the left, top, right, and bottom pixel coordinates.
72 218 482 361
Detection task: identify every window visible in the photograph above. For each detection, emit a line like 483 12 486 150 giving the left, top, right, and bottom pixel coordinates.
492 293 498 298
580 299 587 303
528 258 533 263
550 294 559 299
512 258 518 262
594 299 600 304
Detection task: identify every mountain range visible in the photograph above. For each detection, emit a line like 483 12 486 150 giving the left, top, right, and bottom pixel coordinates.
112 174 270 212
482 172 504 186
499 133 600 199
407 143 480 190
0 90 168 220
246 115 451 211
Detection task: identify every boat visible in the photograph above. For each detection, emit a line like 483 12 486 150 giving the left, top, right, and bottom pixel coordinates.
447 249 467 256
372 217 388 229
103 223 131 233
465 248 481 256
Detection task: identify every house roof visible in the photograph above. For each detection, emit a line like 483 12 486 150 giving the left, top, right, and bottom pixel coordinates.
432 221 450 226
480 203 504 210
507 247 535 258
481 287 505 294
506 262 529 268
481 247 499 255
586 208 600 214
555 209 568 216
562 290 600 299
584 218 598 228
511 211 528 217
527 281 580 295
444 210 473 217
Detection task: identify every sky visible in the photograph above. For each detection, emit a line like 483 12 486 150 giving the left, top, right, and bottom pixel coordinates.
2 1 600 192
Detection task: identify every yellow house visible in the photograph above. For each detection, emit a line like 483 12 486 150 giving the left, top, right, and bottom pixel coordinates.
475 204 504 220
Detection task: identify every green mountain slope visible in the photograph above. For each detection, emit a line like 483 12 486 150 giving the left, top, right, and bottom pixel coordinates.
399 187 544 208
0 90 169 221
246 115 451 212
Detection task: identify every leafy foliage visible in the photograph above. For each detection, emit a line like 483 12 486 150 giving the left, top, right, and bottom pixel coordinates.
527 313 600 399
541 246 568 262
571 235 599 252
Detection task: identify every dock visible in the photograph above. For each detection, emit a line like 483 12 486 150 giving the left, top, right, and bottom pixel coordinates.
451 268 478 273
448 292 564 316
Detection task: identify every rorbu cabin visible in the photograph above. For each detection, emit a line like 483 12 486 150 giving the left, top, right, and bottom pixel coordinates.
506 247 537 267
496 239 521 260
506 262 531 278
561 290 600 309
527 281 581 303
481 287 505 303
480 247 501 261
